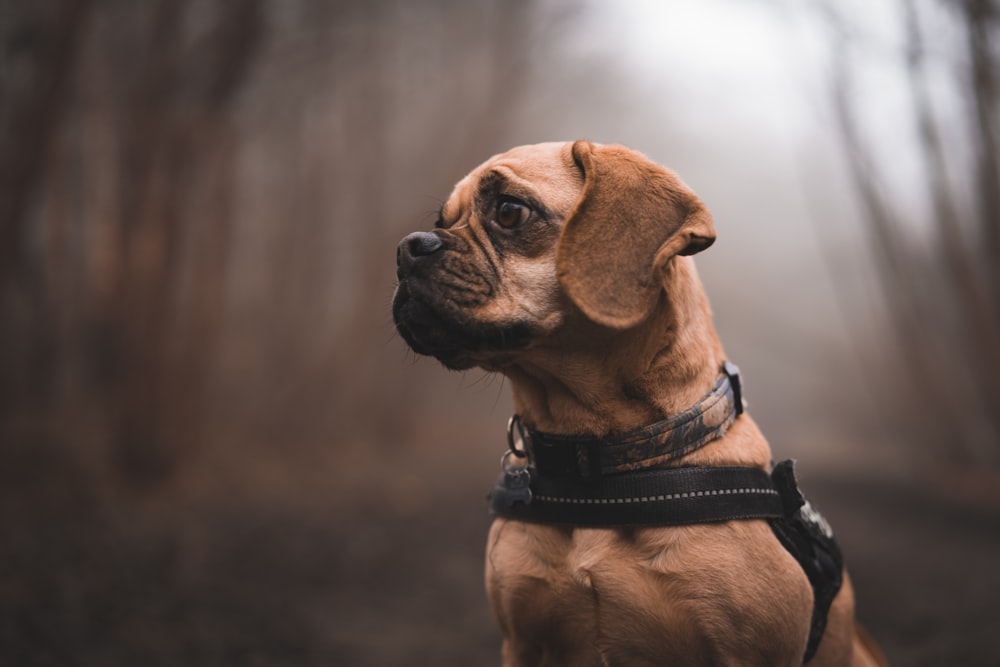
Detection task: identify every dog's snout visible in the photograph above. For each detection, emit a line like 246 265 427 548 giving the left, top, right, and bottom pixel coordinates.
397 231 444 277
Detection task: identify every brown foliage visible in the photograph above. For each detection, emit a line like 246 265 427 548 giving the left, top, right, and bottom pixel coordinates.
0 0 551 495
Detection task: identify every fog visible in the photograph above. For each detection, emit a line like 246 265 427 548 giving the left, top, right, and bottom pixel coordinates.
2 1 997 664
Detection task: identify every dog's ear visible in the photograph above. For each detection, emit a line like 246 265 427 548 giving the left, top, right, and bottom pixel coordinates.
557 140 716 329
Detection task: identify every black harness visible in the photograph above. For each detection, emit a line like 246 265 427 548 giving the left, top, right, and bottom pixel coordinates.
488 364 843 664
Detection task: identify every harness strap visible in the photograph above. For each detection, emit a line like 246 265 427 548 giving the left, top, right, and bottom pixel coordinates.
490 464 783 526
769 460 844 663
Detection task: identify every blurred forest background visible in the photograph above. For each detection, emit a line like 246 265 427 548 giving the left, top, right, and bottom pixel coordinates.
2 0 999 665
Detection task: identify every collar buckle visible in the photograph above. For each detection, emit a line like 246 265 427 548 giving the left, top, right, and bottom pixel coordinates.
723 360 745 416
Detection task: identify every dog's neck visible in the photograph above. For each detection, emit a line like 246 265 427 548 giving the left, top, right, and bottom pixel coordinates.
503 258 727 438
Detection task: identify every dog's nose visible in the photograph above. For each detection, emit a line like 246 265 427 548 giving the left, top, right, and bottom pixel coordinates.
397 231 444 277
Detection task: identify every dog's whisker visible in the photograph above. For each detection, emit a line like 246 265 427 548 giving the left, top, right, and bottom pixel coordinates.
491 374 506 414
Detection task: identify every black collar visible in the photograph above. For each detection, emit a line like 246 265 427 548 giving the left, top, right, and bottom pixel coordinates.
508 361 744 481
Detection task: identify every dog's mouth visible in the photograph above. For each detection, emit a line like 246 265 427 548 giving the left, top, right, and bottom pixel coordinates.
392 279 534 370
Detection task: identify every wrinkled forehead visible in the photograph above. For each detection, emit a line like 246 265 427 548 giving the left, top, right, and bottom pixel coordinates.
441 142 583 223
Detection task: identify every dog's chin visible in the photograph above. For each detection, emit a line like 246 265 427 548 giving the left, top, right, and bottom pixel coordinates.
392 282 534 371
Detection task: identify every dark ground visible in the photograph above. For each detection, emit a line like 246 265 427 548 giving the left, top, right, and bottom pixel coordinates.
2 449 999 667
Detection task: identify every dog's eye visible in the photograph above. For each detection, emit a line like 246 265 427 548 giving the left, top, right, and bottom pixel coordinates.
495 199 531 229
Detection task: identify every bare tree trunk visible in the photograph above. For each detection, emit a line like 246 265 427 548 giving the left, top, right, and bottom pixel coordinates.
0 0 92 290
902 0 1000 462
962 0 1000 304
821 0 1000 467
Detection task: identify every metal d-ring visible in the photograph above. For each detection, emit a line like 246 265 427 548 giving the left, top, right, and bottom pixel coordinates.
500 449 519 471
506 414 529 459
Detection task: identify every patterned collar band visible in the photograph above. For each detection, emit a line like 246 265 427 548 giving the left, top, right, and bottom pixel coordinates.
508 361 744 481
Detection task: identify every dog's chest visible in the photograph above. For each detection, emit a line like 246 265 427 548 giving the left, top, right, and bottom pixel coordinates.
486 519 813 665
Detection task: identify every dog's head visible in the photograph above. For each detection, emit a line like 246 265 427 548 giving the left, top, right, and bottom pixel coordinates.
392 141 715 370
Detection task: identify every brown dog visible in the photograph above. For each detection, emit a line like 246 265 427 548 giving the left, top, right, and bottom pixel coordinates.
393 141 887 666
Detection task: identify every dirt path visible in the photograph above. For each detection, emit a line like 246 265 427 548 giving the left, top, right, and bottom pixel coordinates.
2 466 997 665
